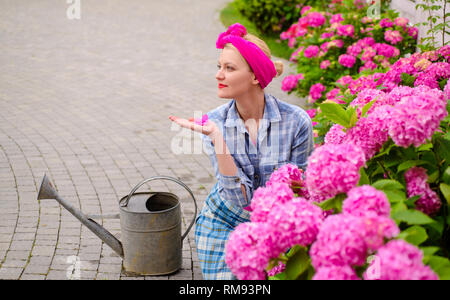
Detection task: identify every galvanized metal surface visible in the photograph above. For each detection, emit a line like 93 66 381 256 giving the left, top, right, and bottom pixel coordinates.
37 174 197 276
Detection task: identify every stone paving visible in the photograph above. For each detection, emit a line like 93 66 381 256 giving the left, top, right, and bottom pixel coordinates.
0 0 305 280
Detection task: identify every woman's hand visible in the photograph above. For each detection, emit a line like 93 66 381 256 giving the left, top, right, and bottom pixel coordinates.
169 115 221 142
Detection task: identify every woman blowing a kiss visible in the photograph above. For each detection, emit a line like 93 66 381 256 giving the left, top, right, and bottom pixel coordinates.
169 23 314 279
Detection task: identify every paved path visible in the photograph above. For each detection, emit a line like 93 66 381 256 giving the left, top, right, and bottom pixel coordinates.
0 0 304 280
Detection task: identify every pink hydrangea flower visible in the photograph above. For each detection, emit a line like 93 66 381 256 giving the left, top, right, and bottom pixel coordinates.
337 75 354 87
281 74 304 92
364 240 439 280
444 79 450 100
339 54 356 68
267 261 285 277
250 182 294 223
337 24 355 37
405 167 442 216
300 5 312 16
361 47 376 62
394 17 409 28
289 46 304 62
310 83 326 101
267 163 308 197
343 185 390 218
305 143 366 201
388 92 447 148
437 45 450 61
374 43 399 58
309 214 368 268
342 114 390 160
320 60 331 69
347 44 362 56
357 37 376 48
321 32 335 39
267 198 324 251
225 222 280 280
313 265 360 280
304 45 320 58
324 124 346 145
408 26 419 39
360 215 399 251
330 13 344 24
379 18 393 28
385 30 403 45
306 12 326 27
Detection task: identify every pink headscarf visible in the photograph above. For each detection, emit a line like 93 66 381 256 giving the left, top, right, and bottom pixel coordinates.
216 23 277 89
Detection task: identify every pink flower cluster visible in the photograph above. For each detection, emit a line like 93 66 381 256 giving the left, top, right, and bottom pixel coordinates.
338 54 356 68
310 83 326 101
325 85 447 158
385 30 403 45
225 222 280 280
405 167 442 216
305 143 366 202
304 45 320 58
305 11 326 28
267 163 308 197
250 181 294 223
310 213 399 269
364 240 438 280
281 74 304 92
342 185 390 218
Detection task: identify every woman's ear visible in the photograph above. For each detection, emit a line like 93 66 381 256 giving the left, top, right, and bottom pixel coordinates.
251 73 259 86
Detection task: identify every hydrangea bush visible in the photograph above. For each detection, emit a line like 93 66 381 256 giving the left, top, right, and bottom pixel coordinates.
224 44 450 280
280 0 418 104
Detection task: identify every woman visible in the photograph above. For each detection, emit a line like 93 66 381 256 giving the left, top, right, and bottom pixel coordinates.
169 23 314 279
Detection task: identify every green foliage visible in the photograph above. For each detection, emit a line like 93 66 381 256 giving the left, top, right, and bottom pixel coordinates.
234 0 322 34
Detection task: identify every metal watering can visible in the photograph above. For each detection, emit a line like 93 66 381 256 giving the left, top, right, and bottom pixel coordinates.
37 174 197 275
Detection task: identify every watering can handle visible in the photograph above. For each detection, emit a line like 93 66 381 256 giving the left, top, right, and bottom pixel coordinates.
120 176 198 242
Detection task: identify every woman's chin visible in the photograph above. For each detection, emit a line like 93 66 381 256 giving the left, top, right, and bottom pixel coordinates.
217 90 232 99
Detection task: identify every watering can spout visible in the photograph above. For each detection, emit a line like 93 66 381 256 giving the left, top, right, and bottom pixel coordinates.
37 174 124 258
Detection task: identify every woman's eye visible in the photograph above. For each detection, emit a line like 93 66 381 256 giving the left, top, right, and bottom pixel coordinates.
217 64 221 69
227 66 233 71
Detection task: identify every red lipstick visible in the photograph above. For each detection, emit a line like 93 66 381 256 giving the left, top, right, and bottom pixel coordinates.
218 83 228 89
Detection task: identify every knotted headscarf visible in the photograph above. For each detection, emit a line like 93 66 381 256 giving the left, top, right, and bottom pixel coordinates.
216 23 277 89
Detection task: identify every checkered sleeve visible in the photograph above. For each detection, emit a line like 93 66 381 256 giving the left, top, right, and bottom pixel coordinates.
202 135 251 208
289 110 314 171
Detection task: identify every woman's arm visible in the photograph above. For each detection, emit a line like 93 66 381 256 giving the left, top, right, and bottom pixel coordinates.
209 131 248 202
169 116 249 205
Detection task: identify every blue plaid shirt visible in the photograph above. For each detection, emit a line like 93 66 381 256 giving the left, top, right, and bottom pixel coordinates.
202 93 314 208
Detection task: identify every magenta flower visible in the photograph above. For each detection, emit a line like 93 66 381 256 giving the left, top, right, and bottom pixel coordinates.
320 60 331 69
305 143 366 201
250 182 294 223
405 167 442 216
330 13 344 24
379 18 394 28
388 91 447 148
347 44 362 56
305 12 326 28
385 30 403 45
364 240 439 280
304 45 320 58
225 222 280 280
267 163 307 197
309 83 326 101
395 17 409 28
267 197 324 251
342 185 391 218
324 124 346 145
309 214 368 268
337 24 355 37
281 74 304 92
444 79 450 100
338 54 356 68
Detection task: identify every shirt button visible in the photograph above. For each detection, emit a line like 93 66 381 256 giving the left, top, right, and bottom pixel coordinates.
234 178 240 183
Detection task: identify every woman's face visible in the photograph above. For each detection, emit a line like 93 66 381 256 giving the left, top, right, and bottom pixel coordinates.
216 45 258 99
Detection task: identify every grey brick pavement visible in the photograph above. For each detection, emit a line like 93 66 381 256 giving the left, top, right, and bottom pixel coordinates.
0 0 305 280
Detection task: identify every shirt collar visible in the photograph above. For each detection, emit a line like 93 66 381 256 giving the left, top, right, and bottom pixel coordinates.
224 93 281 132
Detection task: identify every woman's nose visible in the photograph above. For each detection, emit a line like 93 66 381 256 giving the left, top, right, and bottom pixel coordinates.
216 69 224 80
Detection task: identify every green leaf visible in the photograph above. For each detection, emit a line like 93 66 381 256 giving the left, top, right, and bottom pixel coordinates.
358 167 370 186
397 160 430 172
314 193 345 213
401 73 416 87
420 246 440 257
372 179 404 191
405 195 421 208
439 183 450 205
442 167 450 184
427 256 450 280
319 102 351 128
285 247 310 280
397 225 428 246
392 209 435 225
360 99 377 118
